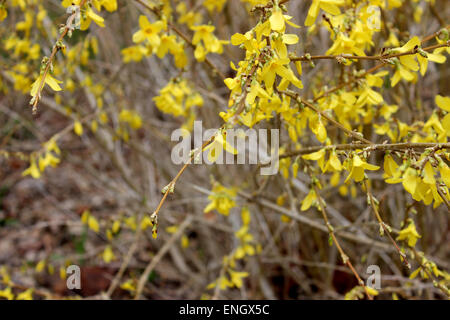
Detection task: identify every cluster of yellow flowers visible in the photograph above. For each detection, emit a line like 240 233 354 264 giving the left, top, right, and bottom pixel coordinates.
206 207 260 291
122 15 187 68
22 138 61 179
204 182 237 216
153 78 203 119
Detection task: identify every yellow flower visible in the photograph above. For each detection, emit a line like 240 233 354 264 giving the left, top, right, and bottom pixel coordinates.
345 155 380 183
80 7 105 30
121 45 148 63
38 152 60 172
305 0 345 27
88 215 100 233
30 74 62 98
203 0 227 13
231 31 262 54
156 34 179 59
401 168 432 203
181 235 189 248
440 165 450 189
228 269 249 288
100 0 117 12
383 154 400 180
261 57 302 91
191 25 226 57
417 50 446 76
16 289 33 300
324 150 342 172
119 109 142 129
176 3 202 27
396 219 421 247
74 121 83 136
269 7 285 31
241 207 251 226
366 287 379 296
132 15 164 48
204 183 237 216
309 116 327 142
0 287 14 300
435 95 450 112
391 37 420 87
301 190 317 211
120 279 136 292
153 79 203 119
102 245 115 263
303 149 326 171
271 33 299 58
22 155 41 179
326 33 366 57
35 260 46 273
0 5 7 21
203 131 238 163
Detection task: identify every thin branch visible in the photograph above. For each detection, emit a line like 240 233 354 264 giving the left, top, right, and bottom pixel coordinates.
280 142 450 159
312 184 373 300
363 180 410 269
290 43 449 62
134 215 193 299
31 0 88 113
282 90 373 144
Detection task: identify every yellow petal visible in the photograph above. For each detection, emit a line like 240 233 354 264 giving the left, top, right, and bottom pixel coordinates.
305 0 320 27
282 34 299 45
45 75 62 92
436 95 450 112
269 9 284 31
74 121 83 136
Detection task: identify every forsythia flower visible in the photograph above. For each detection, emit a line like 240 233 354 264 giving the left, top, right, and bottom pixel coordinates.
261 57 303 91
119 109 142 129
121 46 148 63
16 289 33 300
305 0 345 27
391 37 420 86
30 74 62 98
74 121 83 136
301 190 317 211
80 7 105 30
345 155 380 183
204 183 237 216
153 79 203 118
132 15 165 48
22 155 41 179
0 287 14 300
191 25 227 61
102 245 115 263
203 0 227 13
0 4 7 21
176 3 202 27
203 131 238 163
435 95 450 112
396 219 421 247
228 269 249 288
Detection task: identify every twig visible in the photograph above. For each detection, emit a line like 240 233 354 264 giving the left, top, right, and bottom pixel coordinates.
105 224 143 298
282 90 373 144
290 43 449 62
279 142 450 159
363 180 410 269
312 184 373 300
409 247 450 298
134 215 193 299
31 0 88 113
